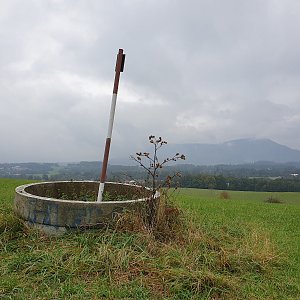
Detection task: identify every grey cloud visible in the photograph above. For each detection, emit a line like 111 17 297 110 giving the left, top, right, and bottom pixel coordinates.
1 0 300 162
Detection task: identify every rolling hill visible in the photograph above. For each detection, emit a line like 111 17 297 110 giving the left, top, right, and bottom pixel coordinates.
159 138 300 165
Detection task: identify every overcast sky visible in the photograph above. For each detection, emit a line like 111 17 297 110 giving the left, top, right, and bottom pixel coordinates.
1 0 300 163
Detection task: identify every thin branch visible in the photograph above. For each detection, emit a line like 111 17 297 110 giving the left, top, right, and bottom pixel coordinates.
130 156 154 177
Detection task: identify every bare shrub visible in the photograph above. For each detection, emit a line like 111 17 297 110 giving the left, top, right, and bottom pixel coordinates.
265 196 282 204
131 135 185 228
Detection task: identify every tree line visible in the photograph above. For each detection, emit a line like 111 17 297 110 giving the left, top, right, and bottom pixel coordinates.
176 174 300 192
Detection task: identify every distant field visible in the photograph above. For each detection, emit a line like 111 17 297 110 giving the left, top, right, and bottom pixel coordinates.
179 188 300 205
1 179 300 299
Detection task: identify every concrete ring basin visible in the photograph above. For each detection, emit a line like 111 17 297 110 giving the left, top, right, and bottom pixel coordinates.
14 181 157 234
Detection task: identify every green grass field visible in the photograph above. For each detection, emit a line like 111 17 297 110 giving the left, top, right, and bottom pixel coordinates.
178 189 300 284
0 178 300 299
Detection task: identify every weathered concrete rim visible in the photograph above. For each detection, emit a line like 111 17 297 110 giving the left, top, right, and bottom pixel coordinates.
15 181 156 204
14 181 160 233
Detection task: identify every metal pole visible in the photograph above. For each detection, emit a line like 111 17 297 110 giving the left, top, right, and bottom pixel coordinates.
97 49 125 202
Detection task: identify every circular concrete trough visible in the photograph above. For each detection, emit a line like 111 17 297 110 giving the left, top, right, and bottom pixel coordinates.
14 181 155 234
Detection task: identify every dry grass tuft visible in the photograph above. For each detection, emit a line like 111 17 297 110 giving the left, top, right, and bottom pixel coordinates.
113 190 187 244
219 191 231 200
265 195 282 203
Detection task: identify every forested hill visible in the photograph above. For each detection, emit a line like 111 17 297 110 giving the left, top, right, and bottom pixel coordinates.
158 138 300 165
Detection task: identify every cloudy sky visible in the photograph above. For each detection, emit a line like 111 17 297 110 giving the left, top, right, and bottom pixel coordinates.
1 0 300 163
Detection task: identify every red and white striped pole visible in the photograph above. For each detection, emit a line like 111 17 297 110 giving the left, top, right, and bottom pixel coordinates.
97 49 126 202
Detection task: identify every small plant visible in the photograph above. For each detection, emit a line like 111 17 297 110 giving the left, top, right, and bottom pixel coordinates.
59 192 69 200
102 191 113 201
131 135 185 196
102 191 129 201
57 190 97 201
265 195 282 204
219 191 231 200
131 135 185 228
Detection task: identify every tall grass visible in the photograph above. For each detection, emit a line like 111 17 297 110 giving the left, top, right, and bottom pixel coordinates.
0 179 299 299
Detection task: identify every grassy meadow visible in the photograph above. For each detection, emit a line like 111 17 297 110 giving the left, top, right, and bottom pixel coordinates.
0 178 300 299
178 189 300 292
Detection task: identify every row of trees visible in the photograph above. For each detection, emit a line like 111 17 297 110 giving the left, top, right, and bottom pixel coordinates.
176 174 300 192
8 170 300 192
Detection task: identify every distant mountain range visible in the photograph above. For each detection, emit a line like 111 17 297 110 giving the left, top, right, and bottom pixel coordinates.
156 138 300 165
109 138 300 166
2 138 300 180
